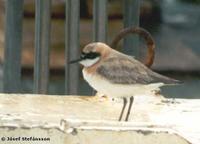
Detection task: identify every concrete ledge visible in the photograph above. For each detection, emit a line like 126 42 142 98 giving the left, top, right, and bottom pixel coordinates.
0 93 199 144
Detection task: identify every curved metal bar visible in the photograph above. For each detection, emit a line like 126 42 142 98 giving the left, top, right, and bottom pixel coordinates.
110 27 155 67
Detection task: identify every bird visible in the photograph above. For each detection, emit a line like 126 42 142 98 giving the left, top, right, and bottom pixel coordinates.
70 42 181 121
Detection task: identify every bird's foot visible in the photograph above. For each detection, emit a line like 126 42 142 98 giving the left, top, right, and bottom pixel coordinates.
118 97 127 121
118 96 134 122
125 96 134 121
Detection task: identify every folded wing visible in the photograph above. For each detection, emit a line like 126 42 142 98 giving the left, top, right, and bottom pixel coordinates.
96 55 181 85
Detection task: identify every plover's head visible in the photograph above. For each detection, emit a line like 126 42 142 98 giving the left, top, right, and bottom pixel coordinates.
70 42 111 67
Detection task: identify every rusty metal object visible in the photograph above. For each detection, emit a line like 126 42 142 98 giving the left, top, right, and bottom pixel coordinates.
110 27 155 68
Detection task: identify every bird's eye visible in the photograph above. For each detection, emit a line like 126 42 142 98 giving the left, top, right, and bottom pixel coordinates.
81 52 100 59
86 52 100 59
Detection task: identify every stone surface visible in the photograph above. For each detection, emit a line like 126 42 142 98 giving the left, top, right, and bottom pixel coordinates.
0 94 199 143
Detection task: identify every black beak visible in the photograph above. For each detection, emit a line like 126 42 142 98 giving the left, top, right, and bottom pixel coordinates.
69 58 82 64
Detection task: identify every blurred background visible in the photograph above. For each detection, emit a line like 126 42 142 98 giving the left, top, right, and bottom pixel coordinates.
0 0 200 98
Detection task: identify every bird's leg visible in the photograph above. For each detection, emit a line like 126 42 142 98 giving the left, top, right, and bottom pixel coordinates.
118 97 127 121
125 96 134 121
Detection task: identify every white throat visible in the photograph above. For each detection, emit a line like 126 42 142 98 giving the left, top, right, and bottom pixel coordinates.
80 57 100 67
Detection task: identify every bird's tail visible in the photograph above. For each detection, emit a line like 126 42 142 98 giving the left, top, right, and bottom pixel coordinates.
151 72 183 85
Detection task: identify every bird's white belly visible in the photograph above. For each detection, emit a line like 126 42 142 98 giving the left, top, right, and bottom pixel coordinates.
83 69 163 98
